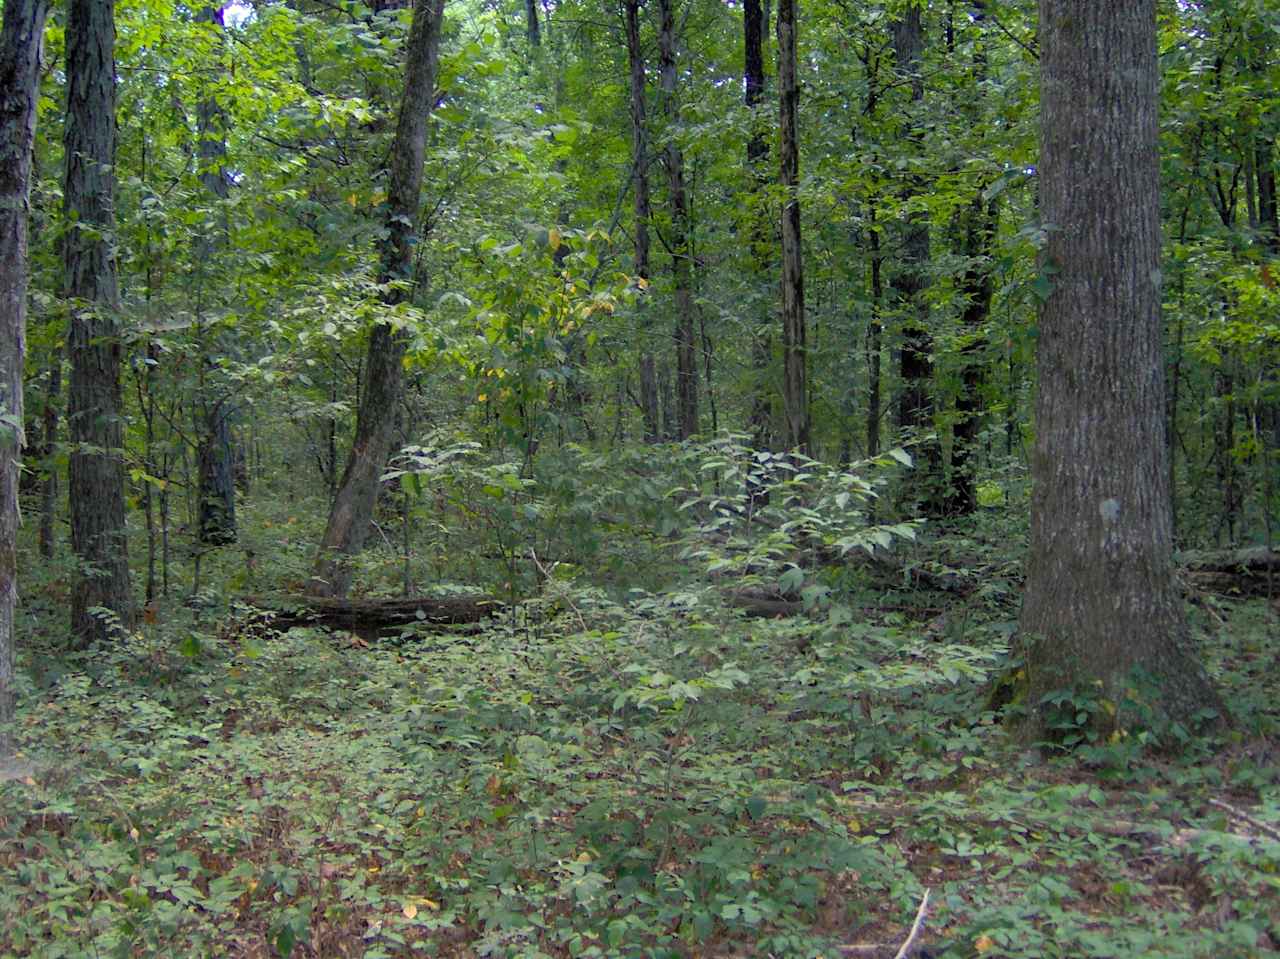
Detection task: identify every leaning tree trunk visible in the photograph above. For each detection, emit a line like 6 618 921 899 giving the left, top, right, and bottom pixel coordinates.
0 0 50 758
657 0 698 440
624 0 659 443
1019 0 1222 737
776 0 808 454
65 0 134 643
308 0 445 598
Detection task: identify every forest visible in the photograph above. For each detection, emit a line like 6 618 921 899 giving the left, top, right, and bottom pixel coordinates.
0 0 1278 955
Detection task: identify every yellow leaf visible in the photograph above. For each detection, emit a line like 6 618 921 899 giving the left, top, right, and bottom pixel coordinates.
403 903 418 919
549 228 561 250
477 393 487 402
576 852 592 863
421 898 440 911
347 194 358 209
975 934 995 952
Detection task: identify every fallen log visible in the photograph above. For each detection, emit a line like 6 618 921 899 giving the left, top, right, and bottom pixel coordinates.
1181 547 1279 597
239 594 504 634
724 587 806 618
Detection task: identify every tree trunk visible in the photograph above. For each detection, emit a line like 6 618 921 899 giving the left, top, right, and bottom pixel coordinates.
65 0 134 643
744 0 773 453
524 0 539 47
865 208 883 458
657 0 697 440
948 192 997 515
38 357 58 558
193 5 237 546
624 0 659 443
776 0 807 454
0 0 50 758
890 6 938 503
1019 0 1222 736
198 399 236 545
308 0 445 598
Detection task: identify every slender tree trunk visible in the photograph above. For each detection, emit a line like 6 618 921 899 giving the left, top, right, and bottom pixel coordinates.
948 193 998 515
1019 0 1222 736
890 6 938 501
866 209 883 458
308 0 445 598
38 358 58 558
1258 136 1277 252
657 0 697 440
65 0 134 643
524 0 539 47
776 0 807 454
194 5 236 546
624 0 659 443
744 0 773 452
0 0 50 757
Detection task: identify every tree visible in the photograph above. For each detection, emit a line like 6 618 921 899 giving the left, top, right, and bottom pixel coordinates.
308 0 446 598
623 0 659 443
0 0 49 758
776 0 807 453
1019 0 1222 736
889 4 937 504
65 0 134 643
743 0 772 452
657 0 697 440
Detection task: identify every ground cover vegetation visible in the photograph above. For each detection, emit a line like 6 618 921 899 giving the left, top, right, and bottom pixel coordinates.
0 0 1278 955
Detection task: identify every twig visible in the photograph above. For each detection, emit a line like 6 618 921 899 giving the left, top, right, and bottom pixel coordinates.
1208 798 1280 843
839 888 931 958
893 888 931 959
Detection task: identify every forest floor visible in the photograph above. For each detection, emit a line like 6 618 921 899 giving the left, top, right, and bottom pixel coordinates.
2 531 1278 958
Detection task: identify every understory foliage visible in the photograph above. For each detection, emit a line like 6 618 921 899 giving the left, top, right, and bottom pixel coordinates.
4 444 1278 958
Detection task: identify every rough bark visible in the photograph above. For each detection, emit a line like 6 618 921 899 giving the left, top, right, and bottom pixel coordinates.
65 0 134 643
624 0 659 443
776 0 807 454
657 0 697 440
0 0 49 757
1019 0 1222 736
308 0 445 598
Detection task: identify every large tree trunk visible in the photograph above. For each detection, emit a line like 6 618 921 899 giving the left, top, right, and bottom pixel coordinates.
657 0 698 440
624 0 659 443
65 0 134 643
308 0 445 598
0 0 50 758
1019 0 1222 736
776 0 807 454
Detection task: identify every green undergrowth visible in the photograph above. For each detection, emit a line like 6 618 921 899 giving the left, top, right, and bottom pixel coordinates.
2 580 1278 958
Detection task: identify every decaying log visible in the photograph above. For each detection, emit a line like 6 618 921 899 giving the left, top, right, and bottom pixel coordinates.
724 587 806 618
240 594 504 634
1181 547 1279 597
